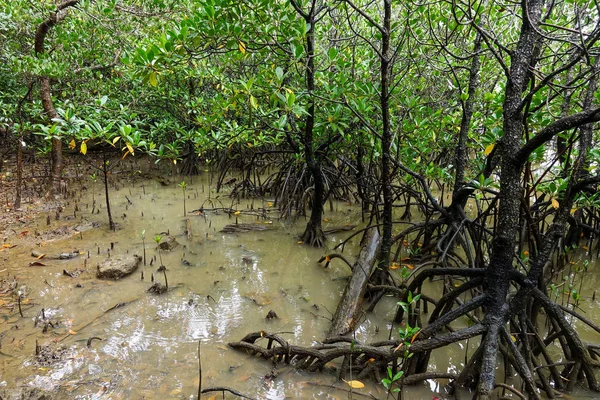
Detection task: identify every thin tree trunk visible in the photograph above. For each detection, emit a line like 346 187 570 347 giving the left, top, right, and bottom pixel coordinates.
15 133 23 209
103 150 115 231
295 0 326 247
378 0 393 272
34 0 79 198
453 32 482 198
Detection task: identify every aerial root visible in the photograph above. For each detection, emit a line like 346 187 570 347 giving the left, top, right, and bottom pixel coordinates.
229 326 484 382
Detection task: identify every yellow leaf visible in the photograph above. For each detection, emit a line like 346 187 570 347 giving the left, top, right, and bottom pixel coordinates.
121 150 130 160
551 198 559 209
484 143 495 156
68 329 78 335
112 136 121 145
169 389 182 395
267 202 273 207
234 211 241 215
582 245 589 251
126 143 134 156
344 380 365 389
411 329 421 343
173 159 177 165
238 41 246 54
148 71 158 87
390 262 399 270
2 244 11 248
21 298 30 304
325 255 331 262
69 139 76 150
297 241 303 244
511 335 517 342
80 141 87 155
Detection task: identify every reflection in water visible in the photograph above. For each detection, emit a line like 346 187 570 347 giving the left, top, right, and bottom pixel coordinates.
1 172 597 399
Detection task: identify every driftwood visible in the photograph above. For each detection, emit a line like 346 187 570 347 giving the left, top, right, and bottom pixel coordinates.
221 223 275 233
323 224 356 234
327 227 380 338
31 250 79 260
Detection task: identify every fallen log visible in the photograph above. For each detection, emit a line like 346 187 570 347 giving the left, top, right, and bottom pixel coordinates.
221 223 275 233
327 227 380 338
323 224 356 235
31 250 79 260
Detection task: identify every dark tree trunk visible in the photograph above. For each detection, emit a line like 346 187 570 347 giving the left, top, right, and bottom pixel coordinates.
34 0 79 198
293 0 326 247
478 1 544 396
453 32 482 199
102 150 115 231
15 133 23 209
378 0 393 272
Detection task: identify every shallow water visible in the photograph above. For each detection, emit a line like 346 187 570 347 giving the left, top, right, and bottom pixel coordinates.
0 170 598 399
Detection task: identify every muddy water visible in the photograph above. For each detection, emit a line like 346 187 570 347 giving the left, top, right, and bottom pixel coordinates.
0 172 598 399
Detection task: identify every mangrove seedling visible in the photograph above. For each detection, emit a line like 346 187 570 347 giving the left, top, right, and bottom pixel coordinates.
154 234 163 266
179 180 187 216
382 366 403 399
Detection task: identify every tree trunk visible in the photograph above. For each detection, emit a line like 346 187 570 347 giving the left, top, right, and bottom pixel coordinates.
296 1 326 247
453 32 482 198
377 0 393 272
15 133 23 209
478 1 543 397
103 150 115 231
35 0 79 198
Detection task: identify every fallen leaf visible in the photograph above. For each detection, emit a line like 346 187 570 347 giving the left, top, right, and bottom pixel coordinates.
344 380 365 389
68 329 78 335
297 241 303 244
551 198 559 209
169 388 182 395
234 211 241 215
36 253 45 260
